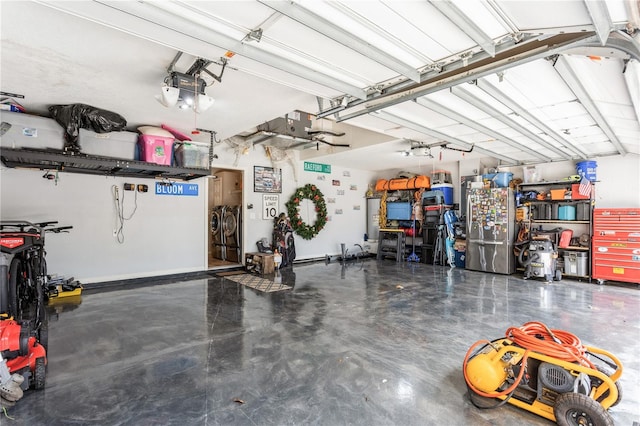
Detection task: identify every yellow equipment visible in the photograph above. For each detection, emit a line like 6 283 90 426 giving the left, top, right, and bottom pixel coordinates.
463 322 623 426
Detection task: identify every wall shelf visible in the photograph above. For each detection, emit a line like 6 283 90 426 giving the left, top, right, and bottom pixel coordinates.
0 148 209 181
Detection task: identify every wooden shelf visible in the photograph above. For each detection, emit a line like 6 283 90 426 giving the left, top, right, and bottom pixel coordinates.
559 246 589 251
519 180 598 187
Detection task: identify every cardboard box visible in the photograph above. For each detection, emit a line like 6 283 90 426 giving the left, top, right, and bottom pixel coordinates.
245 252 274 275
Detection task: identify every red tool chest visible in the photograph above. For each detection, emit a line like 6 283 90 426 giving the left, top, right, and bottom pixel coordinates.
592 208 640 284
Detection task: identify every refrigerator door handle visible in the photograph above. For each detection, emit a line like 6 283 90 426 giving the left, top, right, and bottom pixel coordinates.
468 240 505 245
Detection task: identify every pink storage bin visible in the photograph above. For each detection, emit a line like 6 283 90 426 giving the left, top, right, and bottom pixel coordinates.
138 134 173 165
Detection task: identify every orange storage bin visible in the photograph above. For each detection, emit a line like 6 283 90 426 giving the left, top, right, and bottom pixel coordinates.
571 183 590 199
550 189 568 200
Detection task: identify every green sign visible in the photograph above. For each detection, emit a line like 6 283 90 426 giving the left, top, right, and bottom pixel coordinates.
304 161 331 174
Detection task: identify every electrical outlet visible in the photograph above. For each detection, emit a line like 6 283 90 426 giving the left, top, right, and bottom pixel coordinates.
123 183 134 191
137 184 148 193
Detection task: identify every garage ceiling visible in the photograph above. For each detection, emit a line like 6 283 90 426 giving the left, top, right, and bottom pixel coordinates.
1 1 639 171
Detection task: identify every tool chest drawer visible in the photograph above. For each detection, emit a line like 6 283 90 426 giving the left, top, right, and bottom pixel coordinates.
592 208 640 283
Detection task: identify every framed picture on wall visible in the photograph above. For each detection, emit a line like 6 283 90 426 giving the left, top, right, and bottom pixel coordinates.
254 166 282 193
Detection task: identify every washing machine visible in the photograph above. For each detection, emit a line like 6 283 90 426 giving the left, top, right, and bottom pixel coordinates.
211 206 226 260
223 205 241 262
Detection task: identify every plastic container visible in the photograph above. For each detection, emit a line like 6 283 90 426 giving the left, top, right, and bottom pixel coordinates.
523 165 542 183
576 203 590 221
550 189 568 200
175 142 209 168
564 251 588 276
79 129 137 159
431 183 454 205
138 134 174 165
576 160 597 182
493 172 513 188
571 183 590 200
430 170 452 185
558 205 576 221
0 110 64 150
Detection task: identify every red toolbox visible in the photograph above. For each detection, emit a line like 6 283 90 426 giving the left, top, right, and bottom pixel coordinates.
592 208 640 284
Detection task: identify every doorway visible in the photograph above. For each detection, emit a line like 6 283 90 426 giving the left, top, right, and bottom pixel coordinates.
208 168 244 269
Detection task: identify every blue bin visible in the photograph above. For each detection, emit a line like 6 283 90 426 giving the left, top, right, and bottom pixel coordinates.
558 205 576 221
493 172 513 188
576 161 597 182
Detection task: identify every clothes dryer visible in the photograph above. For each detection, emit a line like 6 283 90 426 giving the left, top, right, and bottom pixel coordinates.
223 205 241 262
211 206 226 260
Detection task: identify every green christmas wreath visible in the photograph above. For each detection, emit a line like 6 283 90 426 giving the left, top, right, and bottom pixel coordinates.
285 184 327 240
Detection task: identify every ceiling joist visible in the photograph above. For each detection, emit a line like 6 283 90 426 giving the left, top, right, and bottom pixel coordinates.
374 110 519 165
475 79 589 159
451 85 573 160
259 0 421 83
414 97 551 162
553 55 627 156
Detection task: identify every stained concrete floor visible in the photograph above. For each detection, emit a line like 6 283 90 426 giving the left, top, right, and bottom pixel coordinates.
6 259 640 425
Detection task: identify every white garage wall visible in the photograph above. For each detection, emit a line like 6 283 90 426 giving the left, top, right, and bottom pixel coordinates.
1 141 376 283
0 166 207 283
216 142 377 262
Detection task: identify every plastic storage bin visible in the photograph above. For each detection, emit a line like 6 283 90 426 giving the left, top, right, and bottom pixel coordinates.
138 134 174 165
431 170 452 185
550 189 568 200
174 142 209 168
558 205 576 221
0 110 64 150
79 129 137 159
564 251 588 276
493 172 513 188
386 202 412 220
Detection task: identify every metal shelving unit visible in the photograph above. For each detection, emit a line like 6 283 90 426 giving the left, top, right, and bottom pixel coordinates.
0 148 209 181
518 180 595 280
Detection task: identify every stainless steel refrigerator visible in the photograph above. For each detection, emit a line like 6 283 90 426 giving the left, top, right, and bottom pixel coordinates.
466 188 516 274
366 197 381 241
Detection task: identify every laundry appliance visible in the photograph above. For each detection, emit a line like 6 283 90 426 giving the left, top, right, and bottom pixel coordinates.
223 205 242 262
211 205 226 260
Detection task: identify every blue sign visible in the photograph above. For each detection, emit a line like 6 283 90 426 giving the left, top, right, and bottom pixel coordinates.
155 182 199 196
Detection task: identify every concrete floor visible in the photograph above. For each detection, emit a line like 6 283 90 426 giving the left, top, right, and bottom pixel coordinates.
6 259 640 425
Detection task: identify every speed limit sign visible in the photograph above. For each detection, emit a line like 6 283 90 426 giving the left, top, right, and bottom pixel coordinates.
262 194 279 220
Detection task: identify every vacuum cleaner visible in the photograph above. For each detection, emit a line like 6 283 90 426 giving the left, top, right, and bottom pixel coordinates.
518 239 562 282
463 321 623 426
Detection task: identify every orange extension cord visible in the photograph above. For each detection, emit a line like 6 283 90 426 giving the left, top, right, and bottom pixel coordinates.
463 321 594 398
506 321 595 369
